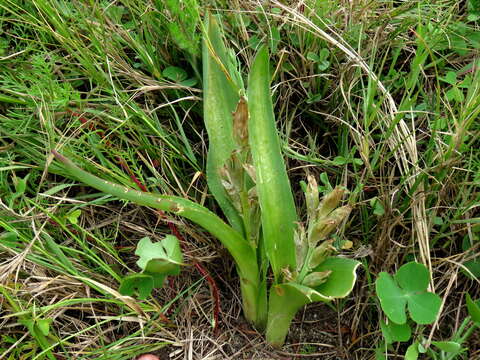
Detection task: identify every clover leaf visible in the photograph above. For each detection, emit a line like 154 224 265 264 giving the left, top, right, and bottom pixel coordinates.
376 262 441 325
119 273 154 300
119 236 184 299
136 236 183 276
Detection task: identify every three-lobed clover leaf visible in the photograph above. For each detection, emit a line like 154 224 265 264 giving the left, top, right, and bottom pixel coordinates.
376 262 441 325
119 236 184 299
135 236 184 276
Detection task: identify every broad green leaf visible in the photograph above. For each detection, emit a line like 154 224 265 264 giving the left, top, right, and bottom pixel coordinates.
307 52 319 62
380 319 394 344
202 15 244 233
179 77 198 87
440 71 457 85
405 342 419 360
319 48 330 60
248 45 297 281
446 87 464 102
370 197 385 216
396 262 429 292
14 177 27 194
317 60 330 71
119 274 155 300
407 292 441 324
431 341 462 353
313 257 361 298
376 272 407 324
266 257 360 347
380 319 411 344
466 293 480 323
302 271 331 287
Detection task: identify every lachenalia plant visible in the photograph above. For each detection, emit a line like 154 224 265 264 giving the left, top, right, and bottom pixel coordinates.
52 16 360 347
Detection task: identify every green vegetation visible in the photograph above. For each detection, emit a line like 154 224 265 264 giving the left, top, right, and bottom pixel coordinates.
1 0 479 358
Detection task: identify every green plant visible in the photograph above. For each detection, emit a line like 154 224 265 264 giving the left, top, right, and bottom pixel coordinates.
375 263 480 359
119 236 184 300
51 15 360 347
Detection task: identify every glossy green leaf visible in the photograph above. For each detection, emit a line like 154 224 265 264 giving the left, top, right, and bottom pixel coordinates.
431 341 462 353
408 292 441 324
313 257 361 297
376 272 407 324
376 262 441 325
396 262 429 292
248 45 297 281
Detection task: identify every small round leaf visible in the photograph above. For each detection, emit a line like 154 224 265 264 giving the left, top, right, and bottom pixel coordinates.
396 262 429 292
163 66 188 82
405 342 419 360
119 274 154 300
408 292 441 324
380 319 411 344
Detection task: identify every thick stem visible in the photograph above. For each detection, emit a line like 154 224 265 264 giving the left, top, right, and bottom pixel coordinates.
240 275 266 330
266 284 309 347
52 150 263 325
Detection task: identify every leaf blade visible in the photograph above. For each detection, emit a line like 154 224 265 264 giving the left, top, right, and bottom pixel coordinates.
248 46 297 281
376 272 407 324
202 14 243 232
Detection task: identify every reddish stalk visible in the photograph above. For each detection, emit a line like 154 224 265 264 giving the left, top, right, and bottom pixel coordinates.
69 109 111 146
116 157 148 192
167 221 220 332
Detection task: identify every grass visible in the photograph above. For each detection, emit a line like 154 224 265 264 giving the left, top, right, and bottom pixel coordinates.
1 0 479 358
